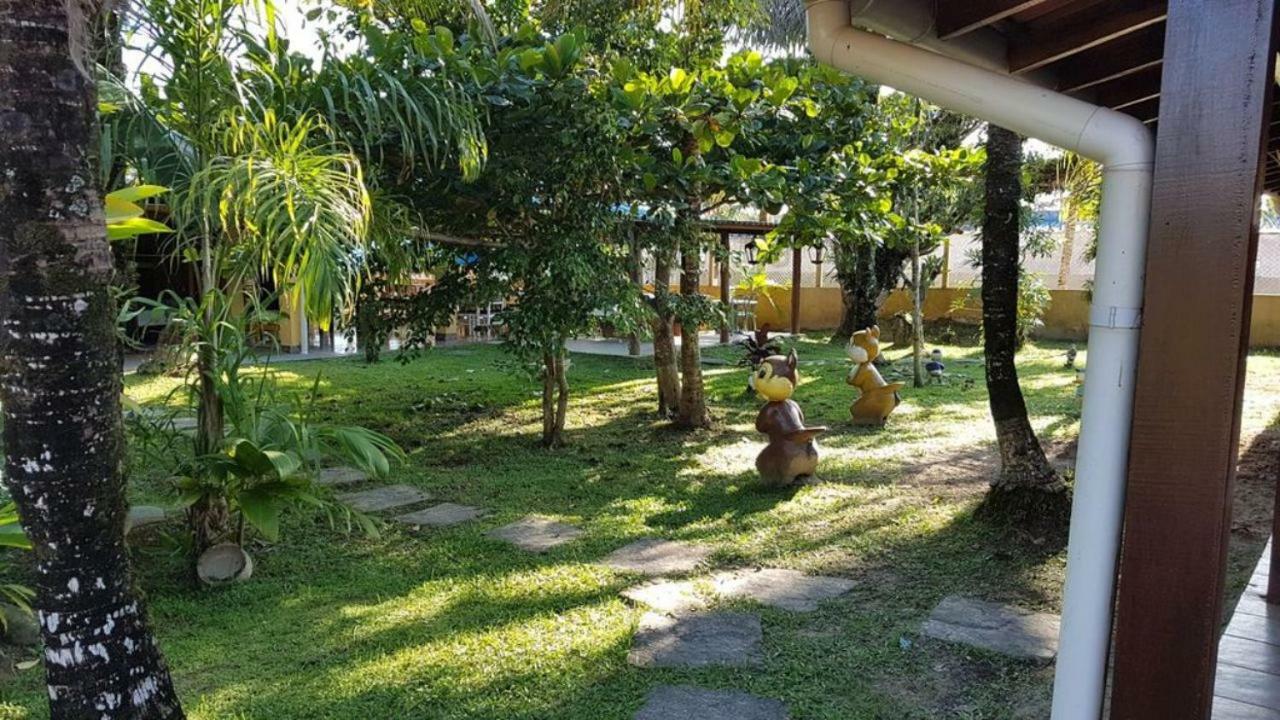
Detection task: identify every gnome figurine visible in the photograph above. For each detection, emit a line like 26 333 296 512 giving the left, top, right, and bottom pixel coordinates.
750 350 827 487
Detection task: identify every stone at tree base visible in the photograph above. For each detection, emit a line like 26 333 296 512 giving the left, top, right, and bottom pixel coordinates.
124 505 167 534
196 543 254 586
711 568 856 612
337 485 431 513
316 466 369 487
634 686 790 720
627 612 763 668
603 539 712 577
395 503 486 528
921 595 1059 662
0 604 39 646
487 516 583 552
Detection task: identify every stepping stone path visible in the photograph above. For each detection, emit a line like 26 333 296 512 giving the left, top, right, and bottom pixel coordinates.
634 686 789 720
622 578 707 615
125 506 168 534
627 611 763 668
603 539 712 577
623 568 856 615
713 568 855 613
921 595 1060 662
488 516 583 552
396 503 487 528
337 484 431 513
316 466 369 488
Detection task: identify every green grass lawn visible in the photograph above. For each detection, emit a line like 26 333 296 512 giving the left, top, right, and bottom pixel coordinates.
1 334 1276 719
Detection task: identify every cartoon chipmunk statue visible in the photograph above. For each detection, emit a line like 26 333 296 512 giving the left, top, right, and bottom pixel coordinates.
750 350 827 487
846 326 904 426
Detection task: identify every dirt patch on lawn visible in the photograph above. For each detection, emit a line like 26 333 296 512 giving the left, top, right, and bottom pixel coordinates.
891 439 1077 502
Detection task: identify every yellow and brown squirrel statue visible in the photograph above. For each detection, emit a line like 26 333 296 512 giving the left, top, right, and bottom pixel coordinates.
846 326 904 426
750 350 827 487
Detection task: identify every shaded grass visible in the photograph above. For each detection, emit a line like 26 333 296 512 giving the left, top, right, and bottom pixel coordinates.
0 335 1276 719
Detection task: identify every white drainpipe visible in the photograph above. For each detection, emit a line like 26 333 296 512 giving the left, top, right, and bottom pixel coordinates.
806 2 1154 719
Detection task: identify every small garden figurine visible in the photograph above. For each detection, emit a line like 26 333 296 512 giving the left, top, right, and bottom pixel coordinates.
846 326 904 426
751 350 826 487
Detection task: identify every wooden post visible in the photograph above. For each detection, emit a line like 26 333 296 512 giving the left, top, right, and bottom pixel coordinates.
1109 1 1278 717
791 247 802 335
941 236 951 289
720 232 731 344
1270 487 1280 603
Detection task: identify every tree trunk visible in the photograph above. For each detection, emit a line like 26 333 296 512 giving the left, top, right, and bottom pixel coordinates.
553 348 569 446
0 2 185 716
1057 217 1076 289
541 350 554 444
832 243 879 345
627 236 643 356
676 243 711 429
651 247 680 418
910 237 925 388
976 125 1068 534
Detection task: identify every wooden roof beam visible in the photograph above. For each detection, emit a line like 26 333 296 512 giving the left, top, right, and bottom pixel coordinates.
1124 97 1161 123
936 1 1054 40
1010 1 1168 74
1056 24 1166 93
1089 66 1163 109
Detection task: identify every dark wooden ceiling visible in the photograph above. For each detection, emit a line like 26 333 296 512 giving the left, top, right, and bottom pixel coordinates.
935 0 1280 192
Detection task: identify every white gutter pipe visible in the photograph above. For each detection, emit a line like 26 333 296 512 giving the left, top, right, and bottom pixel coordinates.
806 2 1154 719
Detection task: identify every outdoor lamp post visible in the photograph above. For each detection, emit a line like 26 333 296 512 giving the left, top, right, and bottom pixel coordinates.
809 243 826 288
745 239 760 265
808 243 826 264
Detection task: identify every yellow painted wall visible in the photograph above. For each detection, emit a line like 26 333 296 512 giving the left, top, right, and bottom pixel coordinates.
725 284 1280 349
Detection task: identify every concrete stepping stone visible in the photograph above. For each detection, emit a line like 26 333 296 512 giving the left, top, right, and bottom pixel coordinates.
627 611 763 668
337 484 431 513
603 539 712 577
622 578 707 615
316 466 369 487
125 505 167 533
634 686 789 720
711 568 856 612
921 595 1059 662
622 569 856 615
395 503 486 528
487 516 583 552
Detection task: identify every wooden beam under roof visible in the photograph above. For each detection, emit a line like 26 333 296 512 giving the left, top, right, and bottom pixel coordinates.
1089 66 1163 109
1009 0 1168 74
1055 24 1166 93
936 0 1054 40
1123 96 1161 123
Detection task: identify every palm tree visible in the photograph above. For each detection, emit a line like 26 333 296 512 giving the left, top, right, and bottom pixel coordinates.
976 125 1069 532
0 2 184 716
104 0 486 553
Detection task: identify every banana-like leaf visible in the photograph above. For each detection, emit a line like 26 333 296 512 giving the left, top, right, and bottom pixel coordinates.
107 217 174 241
0 504 29 550
229 439 301 481
109 185 169 203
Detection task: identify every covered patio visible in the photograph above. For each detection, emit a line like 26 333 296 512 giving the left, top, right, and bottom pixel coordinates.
803 1 1279 718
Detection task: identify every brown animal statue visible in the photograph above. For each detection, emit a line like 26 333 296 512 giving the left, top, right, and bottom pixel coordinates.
750 350 827 487
846 326 904 426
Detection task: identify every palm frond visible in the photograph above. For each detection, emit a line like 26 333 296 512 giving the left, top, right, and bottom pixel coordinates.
182 112 373 321
735 0 808 53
